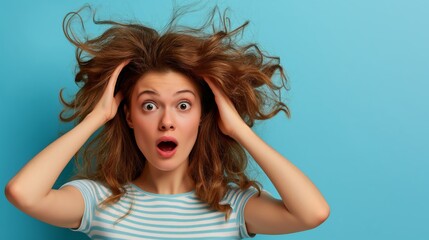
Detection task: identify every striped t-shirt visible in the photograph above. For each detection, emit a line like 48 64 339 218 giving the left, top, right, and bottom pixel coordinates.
62 179 259 239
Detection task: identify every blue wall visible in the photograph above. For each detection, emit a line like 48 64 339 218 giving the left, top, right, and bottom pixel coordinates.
1 0 428 239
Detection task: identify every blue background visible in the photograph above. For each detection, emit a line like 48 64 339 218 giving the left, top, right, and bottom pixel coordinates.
1 0 428 239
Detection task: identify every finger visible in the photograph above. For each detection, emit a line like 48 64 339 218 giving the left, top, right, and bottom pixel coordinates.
111 60 131 81
114 91 124 107
203 77 223 98
204 77 233 107
106 60 131 93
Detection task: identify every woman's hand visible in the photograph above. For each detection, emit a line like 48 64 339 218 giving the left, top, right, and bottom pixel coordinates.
4 60 131 229
89 60 130 123
204 78 329 235
203 77 248 139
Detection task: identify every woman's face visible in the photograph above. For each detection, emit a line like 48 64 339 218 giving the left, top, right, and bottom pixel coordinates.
125 71 201 172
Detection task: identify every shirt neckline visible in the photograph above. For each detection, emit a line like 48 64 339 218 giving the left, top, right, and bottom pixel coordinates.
129 183 195 198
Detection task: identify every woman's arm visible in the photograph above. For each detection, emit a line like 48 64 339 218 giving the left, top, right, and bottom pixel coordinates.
205 78 330 234
4 61 128 228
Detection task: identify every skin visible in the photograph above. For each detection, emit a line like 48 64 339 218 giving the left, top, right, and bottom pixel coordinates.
5 62 329 234
125 71 201 194
205 78 330 233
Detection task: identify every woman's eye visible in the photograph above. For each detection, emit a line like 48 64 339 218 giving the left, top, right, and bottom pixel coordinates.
178 102 191 111
142 102 157 111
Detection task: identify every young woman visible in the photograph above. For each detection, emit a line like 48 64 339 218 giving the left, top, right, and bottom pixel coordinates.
5 7 329 239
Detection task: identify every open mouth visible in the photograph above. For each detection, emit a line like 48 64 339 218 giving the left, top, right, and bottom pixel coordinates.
156 136 178 158
157 141 177 152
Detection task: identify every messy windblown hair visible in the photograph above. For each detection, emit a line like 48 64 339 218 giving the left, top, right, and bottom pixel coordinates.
60 5 290 218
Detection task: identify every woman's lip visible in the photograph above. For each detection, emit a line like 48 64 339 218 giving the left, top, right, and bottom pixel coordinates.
156 136 178 159
156 147 177 158
156 136 178 146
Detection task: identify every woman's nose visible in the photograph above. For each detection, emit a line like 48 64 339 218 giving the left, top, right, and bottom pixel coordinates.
158 110 175 131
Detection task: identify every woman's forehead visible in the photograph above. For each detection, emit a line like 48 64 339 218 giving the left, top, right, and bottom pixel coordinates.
132 71 200 98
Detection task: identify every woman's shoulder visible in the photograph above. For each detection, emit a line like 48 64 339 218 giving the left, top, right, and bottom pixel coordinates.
221 186 260 209
60 179 112 201
62 178 104 188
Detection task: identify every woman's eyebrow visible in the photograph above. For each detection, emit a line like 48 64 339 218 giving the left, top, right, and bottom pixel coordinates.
137 90 159 98
137 89 196 98
175 89 196 97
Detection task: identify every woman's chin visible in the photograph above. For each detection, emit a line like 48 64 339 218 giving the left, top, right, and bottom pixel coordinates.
146 158 189 173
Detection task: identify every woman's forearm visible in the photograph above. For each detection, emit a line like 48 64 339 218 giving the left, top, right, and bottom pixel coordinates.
234 125 330 226
5 114 104 209
6 62 127 210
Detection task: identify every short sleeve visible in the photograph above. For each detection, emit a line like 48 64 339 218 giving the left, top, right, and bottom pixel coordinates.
60 179 104 234
222 187 259 238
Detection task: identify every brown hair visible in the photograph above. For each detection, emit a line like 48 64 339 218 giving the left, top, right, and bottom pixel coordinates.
60 6 290 217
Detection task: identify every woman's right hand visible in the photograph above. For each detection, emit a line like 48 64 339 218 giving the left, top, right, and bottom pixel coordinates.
4 60 130 229
89 60 130 123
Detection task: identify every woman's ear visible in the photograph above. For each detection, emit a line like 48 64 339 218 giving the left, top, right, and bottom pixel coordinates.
124 104 133 128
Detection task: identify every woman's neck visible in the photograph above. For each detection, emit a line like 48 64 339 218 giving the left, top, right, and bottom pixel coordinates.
133 163 195 195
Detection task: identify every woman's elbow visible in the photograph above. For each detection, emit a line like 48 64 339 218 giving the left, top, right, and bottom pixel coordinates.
4 181 34 210
304 204 330 229
5 181 21 206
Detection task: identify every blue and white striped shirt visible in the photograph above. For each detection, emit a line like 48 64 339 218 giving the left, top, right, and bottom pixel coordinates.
62 179 258 239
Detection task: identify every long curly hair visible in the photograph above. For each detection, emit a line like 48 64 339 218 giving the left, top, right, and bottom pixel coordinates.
60 5 290 218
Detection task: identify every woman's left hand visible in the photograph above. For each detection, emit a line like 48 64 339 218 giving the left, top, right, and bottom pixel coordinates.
204 77 248 139
205 78 330 235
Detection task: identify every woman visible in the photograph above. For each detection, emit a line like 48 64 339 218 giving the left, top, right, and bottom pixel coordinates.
5 6 329 239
